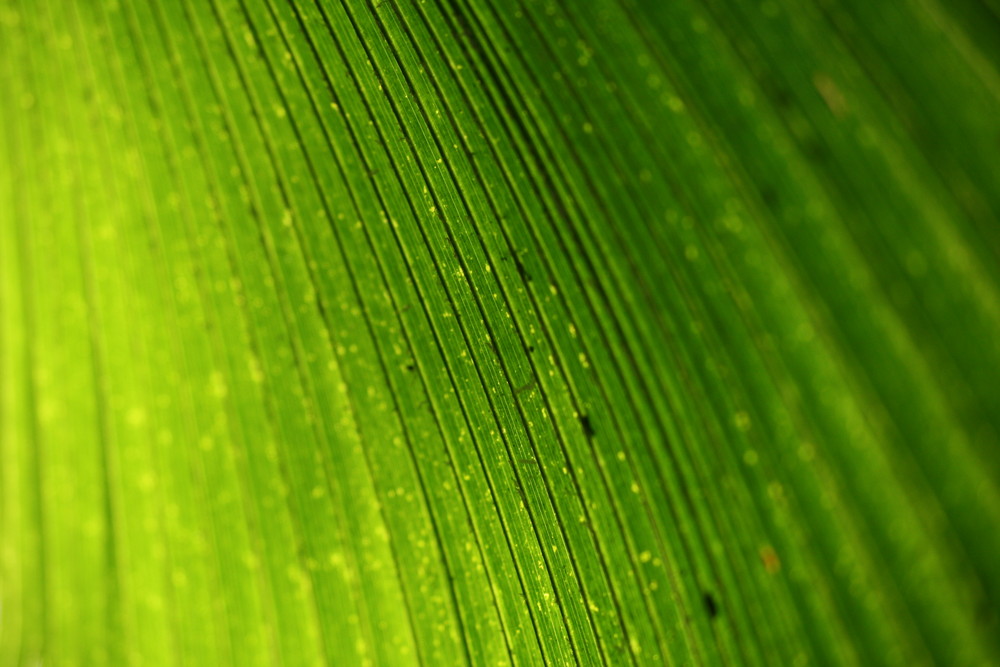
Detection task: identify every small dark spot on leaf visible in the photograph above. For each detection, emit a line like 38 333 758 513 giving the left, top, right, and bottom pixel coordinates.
703 593 718 619
760 187 778 209
527 345 535 353
580 415 595 438
515 481 528 506
772 87 793 109
405 363 415 372
514 256 531 282
514 378 535 395
804 139 829 162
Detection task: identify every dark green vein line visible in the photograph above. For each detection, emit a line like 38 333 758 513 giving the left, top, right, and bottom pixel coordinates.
272 4 545 664
265 3 517 663
444 3 752 664
299 2 576 663
268 3 540 664
376 4 683 663
228 3 475 663
361 5 638 664
332 4 615 663
420 12 711 663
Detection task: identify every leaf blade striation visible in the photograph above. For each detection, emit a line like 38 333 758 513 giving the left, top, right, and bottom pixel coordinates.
1 0 999 665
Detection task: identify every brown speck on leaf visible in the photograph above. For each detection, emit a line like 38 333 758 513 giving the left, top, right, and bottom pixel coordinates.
813 72 847 118
760 544 781 574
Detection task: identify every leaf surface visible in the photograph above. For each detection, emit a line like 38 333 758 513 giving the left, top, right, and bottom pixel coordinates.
2 1 999 665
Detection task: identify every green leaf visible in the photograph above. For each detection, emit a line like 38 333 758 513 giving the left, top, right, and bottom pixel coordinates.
2 0 999 665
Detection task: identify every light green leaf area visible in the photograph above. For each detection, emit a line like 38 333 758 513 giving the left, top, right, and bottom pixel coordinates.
2 0 999 665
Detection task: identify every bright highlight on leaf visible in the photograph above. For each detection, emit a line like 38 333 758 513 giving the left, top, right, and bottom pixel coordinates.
2 0 999 665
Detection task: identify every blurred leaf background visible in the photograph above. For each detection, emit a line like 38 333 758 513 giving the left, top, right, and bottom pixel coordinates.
2 0 1000 665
